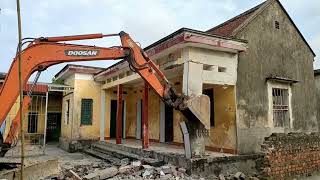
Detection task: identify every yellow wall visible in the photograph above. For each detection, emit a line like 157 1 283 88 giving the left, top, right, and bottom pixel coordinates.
206 85 237 150
73 78 102 139
60 73 102 140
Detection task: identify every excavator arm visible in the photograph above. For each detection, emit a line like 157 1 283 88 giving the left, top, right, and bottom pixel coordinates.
0 32 210 157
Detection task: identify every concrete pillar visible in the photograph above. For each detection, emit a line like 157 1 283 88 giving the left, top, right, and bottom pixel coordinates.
100 89 106 141
123 101 126 139
183 61 203 96
182 53 207 157
142 83 149 149
43 91 49 153
136 100 142 140
160 101 165 143
116 84 123 144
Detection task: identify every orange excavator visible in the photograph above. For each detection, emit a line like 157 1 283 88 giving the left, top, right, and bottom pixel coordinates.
0 32 210 157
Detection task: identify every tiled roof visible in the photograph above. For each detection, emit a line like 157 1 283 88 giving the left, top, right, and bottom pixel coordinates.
54 64 105 79
207 0 315 56
206 1 265 37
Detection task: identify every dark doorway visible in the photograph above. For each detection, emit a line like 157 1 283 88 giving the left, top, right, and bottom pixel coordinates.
110 100 124 138
203 88 215 127
165 105 174 142
46 113 61 142
28 112 38 133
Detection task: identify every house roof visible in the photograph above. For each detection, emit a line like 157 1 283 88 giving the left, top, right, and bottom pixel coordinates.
206 0 316 57
206 1 265 37
54 64 106 79
94 28 247 80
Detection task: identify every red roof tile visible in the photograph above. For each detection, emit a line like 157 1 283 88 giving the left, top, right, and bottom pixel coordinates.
207 2 265 37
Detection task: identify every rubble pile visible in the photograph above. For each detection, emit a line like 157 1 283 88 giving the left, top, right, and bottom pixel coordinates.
50 158 260 180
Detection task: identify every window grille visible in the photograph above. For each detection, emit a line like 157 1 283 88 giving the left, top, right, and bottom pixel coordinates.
28 112 38 133
272 88 289 127
81 99 93 125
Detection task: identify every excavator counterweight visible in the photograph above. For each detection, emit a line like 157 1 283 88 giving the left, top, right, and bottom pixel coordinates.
0 32 210 157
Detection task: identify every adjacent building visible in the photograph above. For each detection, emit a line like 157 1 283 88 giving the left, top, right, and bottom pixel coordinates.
0 74 70 144
207 0 317 153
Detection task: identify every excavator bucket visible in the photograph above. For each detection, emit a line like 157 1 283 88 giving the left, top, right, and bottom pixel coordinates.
184 95 211 130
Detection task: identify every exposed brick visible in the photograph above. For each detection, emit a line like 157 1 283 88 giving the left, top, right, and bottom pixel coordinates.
259 133 320 179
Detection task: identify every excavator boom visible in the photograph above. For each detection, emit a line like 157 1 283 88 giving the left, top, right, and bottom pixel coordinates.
0 32 210 157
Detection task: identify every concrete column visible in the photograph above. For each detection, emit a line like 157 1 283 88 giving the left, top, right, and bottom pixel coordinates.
116 84 123 144
136 100 142 140
160 101 165 143
43 91 49 153
100 89 106 141
182 53 207 157
123 101 126 139
142 83 149 149
183 61 203 96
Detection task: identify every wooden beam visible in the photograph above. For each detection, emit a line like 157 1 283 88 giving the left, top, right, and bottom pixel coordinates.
116 84 123 144
142 82 149 149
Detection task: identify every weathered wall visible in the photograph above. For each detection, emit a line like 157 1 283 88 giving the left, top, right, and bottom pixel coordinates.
315 75 320 127
61 73 102 140
206 85 237 152
61 74 75 139
259 133 320 179
235 1 317 154
73 75 102 139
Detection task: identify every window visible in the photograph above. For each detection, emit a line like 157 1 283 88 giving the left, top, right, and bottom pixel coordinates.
203 88 215 127
65 100 70 124
81 99 93 125
28 112 38 133
272 88 289 127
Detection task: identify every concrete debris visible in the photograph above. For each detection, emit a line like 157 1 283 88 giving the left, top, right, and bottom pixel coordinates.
219 174 226 180
51 154 260 180
83 166 118 180
118 165 133 174
131 161 142 168
120 158 130 166
69 170 82 180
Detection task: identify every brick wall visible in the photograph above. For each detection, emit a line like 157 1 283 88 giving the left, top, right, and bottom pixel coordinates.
259 133 320 179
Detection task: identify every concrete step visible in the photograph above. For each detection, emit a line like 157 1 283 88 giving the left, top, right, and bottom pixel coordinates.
83 148 121 165
87 142 163 167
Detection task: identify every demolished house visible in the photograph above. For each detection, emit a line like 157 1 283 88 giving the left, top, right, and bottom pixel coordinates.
56 0 317 156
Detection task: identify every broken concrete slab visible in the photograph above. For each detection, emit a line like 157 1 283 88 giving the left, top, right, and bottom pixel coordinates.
83 166 118 180
0 159 59 180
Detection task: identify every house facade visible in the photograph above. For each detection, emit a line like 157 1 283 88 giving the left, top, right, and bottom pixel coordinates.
207 0 317 153
55 65 105 141
56 0 317 155
57 29 247 154
0 74 67 144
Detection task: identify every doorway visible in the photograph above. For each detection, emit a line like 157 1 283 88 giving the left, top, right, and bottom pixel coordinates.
46 112 62 142
28 112 38 133
165 104 174 142
110 100 124 138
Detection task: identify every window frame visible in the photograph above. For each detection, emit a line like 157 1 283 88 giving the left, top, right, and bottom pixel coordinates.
80 98 93 125
267 82 293 131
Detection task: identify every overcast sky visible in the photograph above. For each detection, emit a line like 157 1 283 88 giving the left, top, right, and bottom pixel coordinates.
0 0 319 82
